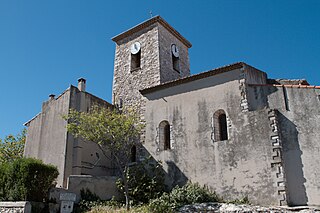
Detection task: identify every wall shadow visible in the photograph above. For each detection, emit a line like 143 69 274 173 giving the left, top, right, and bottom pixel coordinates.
166 160 188 188
139 146 188 191
277 112 308 206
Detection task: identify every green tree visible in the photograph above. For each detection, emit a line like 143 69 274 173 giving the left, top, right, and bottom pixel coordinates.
64 106 143 210
0 129 26 163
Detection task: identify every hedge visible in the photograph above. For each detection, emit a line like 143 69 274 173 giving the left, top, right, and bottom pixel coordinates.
0 158 59 202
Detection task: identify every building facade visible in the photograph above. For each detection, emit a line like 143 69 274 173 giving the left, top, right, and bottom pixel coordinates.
24 79 115 188
24 16 320 206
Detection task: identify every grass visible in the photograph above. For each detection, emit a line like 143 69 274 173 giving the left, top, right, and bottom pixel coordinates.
86 205 150 213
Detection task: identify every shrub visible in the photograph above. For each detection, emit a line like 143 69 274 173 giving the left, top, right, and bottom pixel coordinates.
148 182 220 213
116 157 165 205
228 196 250 205
76 189 122 212
0 158 59 202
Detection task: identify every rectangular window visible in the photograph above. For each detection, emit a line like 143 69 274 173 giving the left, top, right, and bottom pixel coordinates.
131 51 141 71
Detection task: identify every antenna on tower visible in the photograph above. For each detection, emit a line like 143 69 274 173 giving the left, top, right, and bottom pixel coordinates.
149 10 153 18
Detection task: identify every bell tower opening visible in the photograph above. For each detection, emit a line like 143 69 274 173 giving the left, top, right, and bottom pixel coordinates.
111 16 192 127
130 41 141 71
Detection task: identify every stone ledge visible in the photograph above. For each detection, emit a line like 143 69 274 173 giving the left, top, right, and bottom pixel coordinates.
179 203 320 213
0 201 31 213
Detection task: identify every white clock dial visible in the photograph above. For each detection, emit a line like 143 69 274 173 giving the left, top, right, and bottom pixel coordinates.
171 44 179 57
130 42 141 54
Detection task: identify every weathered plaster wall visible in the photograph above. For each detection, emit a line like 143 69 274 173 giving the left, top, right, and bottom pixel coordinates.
24 86 114 188
279 88 320 206
67 175 121 202
24 89 71 188
249 85 320 206
143 69 281 205
69 86 115 177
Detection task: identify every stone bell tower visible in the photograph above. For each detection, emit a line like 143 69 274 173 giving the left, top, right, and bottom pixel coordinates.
111 16 192 109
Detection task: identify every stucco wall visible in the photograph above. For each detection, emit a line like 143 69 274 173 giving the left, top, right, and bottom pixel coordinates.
24 86 114 188
143 69 281 205
69 86 115 177
249 85 320 206
67 175 121 202
24 89 71 188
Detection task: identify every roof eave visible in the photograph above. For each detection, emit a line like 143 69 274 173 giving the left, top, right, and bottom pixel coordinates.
140 62 246 95
112 15 192 48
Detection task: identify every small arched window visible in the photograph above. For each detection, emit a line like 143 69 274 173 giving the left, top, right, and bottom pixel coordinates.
130 145 136 162
171 44 180 72
213 110 228 141
159 120 171 150
130 42 141 71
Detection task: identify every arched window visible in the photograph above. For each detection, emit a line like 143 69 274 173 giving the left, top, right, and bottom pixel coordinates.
131 50 141 70
130 41 141 71
171 44 180 72
159 120 171 150
213 110 228 141
130 145 136 162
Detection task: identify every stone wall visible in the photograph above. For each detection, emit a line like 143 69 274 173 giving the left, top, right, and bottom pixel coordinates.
0 202 31 213
112 23 161 109
112 21 191 149
158 24 190 83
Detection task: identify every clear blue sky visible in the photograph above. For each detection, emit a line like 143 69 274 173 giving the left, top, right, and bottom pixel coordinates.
1 0 319 139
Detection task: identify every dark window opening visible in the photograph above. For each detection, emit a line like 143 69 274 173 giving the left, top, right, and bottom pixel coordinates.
164 124 170 150
159 120 171 150
213 110 228 141
131 51 141 70
119 98 123 109
172 55 180 72
131 145 136 162
218 114 228 141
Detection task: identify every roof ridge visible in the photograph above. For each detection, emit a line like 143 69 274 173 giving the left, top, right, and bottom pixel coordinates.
112 16 192 48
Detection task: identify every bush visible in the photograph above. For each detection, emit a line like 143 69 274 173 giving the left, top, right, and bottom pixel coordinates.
76 189 122 213
0 158 59 202
116 157 165 205
148 182 220 213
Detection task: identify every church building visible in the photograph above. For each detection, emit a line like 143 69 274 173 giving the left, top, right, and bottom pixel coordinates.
24 16 320 206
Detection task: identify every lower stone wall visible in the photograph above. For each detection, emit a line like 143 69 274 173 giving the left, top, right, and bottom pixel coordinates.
67 175 122 202
0 202 31 213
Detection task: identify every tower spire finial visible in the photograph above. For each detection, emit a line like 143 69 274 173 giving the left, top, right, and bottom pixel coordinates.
149 10 153 18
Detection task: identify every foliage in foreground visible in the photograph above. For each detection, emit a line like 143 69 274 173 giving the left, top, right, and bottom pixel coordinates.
0 157 59 202
148 182 221 213
65 106 143 210
78 183 250 213
116 157 165 206
76 189 122 213
0 129 26 163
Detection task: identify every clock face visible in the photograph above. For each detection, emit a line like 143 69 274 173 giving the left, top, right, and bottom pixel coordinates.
171 44 179 57
130 42 141 54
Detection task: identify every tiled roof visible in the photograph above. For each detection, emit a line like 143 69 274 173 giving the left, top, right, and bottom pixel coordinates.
112 15 192 48
268 79 310 85
249 84 320 89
